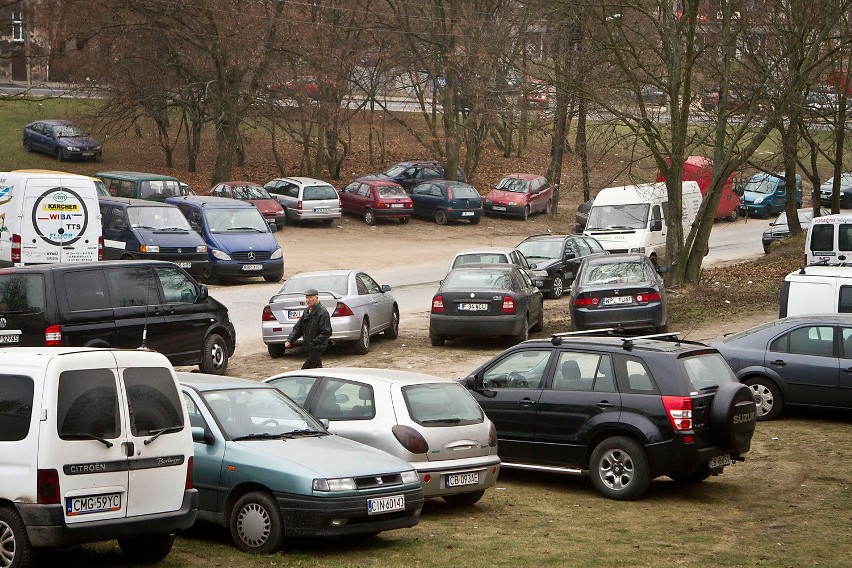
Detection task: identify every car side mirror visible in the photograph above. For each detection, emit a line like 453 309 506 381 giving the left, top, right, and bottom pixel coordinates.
650 219 663 232
197 284 209 301
734 184 745 196
191 427 213 445
530 263 537 269
319 418 330 429
657 265 669 274
565 253 576 260
381 284 392 292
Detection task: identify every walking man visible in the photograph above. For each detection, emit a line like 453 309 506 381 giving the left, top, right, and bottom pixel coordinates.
284 289 332 369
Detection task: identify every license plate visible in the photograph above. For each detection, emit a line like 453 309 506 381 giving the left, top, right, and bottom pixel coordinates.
446 472 479 487
66 492 122 516
458 302 488 311
287 309 301 319
367 494 405 515
177 262 192 268
602 296 632 305
241 264 262 271
82 152 94 157
709 454 731 468
0 333 20 344
314 207 330 213
391 203 404 208
461 211 474 217
493 206 507 211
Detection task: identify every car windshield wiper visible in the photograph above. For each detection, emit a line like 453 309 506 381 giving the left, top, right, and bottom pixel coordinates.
605 225 636 230
226 226 264 232
143 426 181 445
278 429 326 438
154 227 189 232
420 417 462 424
133 225 158 230
232 432 283 441
63 432 114 448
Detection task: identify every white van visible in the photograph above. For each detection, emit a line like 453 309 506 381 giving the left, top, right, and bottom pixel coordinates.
583 181 702 264
0 171 103 267
804 213 852 266
0 348 198 567
779 265 852 317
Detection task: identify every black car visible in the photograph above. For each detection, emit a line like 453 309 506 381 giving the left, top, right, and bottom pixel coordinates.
818 173 852 209
516 234 607 299
377 160 466 191
429 264 544 345
762 207 828 254
569 253 668 333
575 198 594 232
711 315 852 420
461 331 757 500
22 119 102 161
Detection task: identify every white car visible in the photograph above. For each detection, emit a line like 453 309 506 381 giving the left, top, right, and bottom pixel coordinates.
449 247 532 272
262 176 341 224
265 368 501 505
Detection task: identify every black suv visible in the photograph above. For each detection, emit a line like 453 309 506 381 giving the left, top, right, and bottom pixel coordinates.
377 160 467 191
461 331 756 500
516 234 607 298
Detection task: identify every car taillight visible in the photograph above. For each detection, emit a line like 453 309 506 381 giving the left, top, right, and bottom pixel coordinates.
97 236 104 261
11 233 21 264
332 302 354 317
297 199 303 212
501 296 515 314
446 187 453 200
635 292 662 303
45 324 62 346
391 425 429 454
432 295 445 313
662 396 693 431
488 422 497 447
262 306 276 321
573 296 599 306
185 456 194 490
37 469 61 504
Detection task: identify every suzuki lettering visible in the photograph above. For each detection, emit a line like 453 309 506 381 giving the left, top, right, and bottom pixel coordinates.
31 187 89 246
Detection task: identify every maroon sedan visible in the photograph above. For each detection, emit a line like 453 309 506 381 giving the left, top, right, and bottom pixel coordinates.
208 181 287 229
339 176 413 225
483 174 552 220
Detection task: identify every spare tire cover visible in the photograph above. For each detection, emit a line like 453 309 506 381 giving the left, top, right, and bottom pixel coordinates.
710 382 757 452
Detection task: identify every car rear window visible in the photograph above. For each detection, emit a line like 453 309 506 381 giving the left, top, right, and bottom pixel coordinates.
123 367 185 436
680 353 738 391
402 382 483 426
449 183 479 199
57 368 120 440
452 254 509 268
582 261 648 285
377 185 407 198
0 374 34 441
279 274 348 296
0 274 45 314
442 269 514 290
303 185 338 200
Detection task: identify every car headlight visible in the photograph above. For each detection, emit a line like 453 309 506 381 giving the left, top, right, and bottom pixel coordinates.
312 477 358 492
139 245 159 253
210 249 232 261
271 247 283 259
629 247 645 253
535 270 549 277
93 145 102 150
196 245 207 253
754 196 764 204
400 470 419 484
508 202 517 206
66 146 80 151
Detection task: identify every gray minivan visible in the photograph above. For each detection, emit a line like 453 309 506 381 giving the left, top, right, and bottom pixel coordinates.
97 171 191 202
263 176 342 224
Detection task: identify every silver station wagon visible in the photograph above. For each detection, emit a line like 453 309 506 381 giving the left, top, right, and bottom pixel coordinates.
265 368 501 506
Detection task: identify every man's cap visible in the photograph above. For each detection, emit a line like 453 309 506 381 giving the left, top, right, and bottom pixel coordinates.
304 288 319 296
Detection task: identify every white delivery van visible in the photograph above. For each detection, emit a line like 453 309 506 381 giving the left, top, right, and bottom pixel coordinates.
779 265 852 317
0 347 198 567
0 171 102 267
583 181 702 264
804 213 852 266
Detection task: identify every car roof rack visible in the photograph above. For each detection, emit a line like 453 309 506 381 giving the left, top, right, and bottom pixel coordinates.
550 328 616 345
621 332 681 350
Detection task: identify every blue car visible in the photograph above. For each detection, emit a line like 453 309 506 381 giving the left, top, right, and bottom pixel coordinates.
167 195 284 283
409 180 483 225
23 119 102 161
377 160 466 191
739 172 802 218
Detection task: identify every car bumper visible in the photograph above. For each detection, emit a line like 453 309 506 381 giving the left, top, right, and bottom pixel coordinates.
63 148 102 160
739 203 769 217
534 275 555 294
374 207 413 218
645 436 745 477
430 314 525 338
211 258 283 278
446 209 482 221
275 486 423 537
263 214 287 228
18 489 198 548
136 254 209 277
263 314 361 344
412 456 501 498
572 303 665 331
295 209 342 221
484 203 526 217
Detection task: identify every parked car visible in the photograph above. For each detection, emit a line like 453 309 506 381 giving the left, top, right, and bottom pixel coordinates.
640 85 667 106
450 247 531 272
22 119 102 161
377 161 466 192
518 79 552 108
409 180 482 225
483 174 552 219
779 265 852 317
263 269 399 357
208 181 286 229
656 156 741 221
739 172 802 218
712 315 852 420
460 331 757 500
818 173 852 208
429 264 544 345
179 373 423 554
338 176 413 224
762 207 829 254
264 368 501 505
263 176 341 224
805 213 852 265
701 88 752 112
97 171 190 202
0 348 197 566
516 234 607 298
269 76 337 100
575 198 593 232
569 253 668 333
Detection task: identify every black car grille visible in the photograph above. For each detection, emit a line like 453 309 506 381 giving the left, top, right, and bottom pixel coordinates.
609 249 629 254
233 251 272 261
354 473 403 489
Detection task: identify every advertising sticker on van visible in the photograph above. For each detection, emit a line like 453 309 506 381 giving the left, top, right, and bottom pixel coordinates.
31 187 89 246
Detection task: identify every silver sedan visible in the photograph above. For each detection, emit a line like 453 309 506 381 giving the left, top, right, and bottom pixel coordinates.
262 270 399 358
265 368 501 505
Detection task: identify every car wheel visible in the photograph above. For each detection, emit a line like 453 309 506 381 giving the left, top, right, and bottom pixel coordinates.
668 469 712 484
442 490 485 506
655 323 669 333
744 376 783 421
0 506 34 568
521 206 530 220
399 216 410 224
322 218 334 226
267 344 286 359
118 533 174 563
201 266 219 285
726 208 739 222
589 436 650 501
56 148 64 162
429 329 445 346
763 244 771 254
512 315 529 344
352 320 370 354
384 308 399 339
435 209 448 225
550 274 565 299
649 253 658 269
200 333 229 375
531 306 544 333
470 216 481 225
842 195 852 209
230 492 284 555
364 209 377 225
264 271 284 283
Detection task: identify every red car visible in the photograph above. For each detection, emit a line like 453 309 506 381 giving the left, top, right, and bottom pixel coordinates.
208 181 287 229
483 174 552 220
338 176 413 225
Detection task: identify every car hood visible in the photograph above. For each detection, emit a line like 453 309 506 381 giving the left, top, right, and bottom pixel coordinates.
58 135 100 148
206 230 278 254
246 198 285 215
527 258 560 271
486 189 527 204
136 228 206 247
741 191 769 204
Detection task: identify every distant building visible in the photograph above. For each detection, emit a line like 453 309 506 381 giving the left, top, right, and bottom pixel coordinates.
0 0 54 83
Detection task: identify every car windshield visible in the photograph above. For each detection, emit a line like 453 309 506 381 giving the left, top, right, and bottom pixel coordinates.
377 185 407 198
383 164 408 177
128 206 192 230
202 387 324 440
517 239 562 259
140 180 184 200
232 185 271 199
744 176 779 194
442 269 514 290
278 274 348 295
495 177 531 193
582 261 648 285
680 353 739 391
303 184 338 200
53 124 87 137
586 203 650 230
93 180 109 197
204 208 269 233
449 183 479 199
452 253 510 268
402 383 483 426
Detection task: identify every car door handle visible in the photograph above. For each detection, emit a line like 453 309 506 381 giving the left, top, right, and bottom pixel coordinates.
596 401 615 408
518 398 537 406
122 441 135 457
771 359 786 366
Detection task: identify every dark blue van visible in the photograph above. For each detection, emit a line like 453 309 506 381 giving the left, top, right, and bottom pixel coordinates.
98 197 209 278
166 195 284 283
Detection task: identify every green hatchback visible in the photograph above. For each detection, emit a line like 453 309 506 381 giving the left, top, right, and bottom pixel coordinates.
178 373 424 554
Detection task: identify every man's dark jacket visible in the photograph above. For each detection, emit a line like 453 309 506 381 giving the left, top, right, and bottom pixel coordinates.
287 302 332 352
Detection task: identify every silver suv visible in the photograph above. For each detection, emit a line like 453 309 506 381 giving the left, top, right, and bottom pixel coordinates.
263 176 341 224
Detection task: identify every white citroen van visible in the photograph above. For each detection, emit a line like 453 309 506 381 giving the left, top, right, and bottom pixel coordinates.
583 181 702 265
0 348 198 567
779 265 852 317
804 213 852 266
0 171 103 267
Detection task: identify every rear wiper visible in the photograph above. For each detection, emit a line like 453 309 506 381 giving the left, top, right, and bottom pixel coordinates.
63 432 114 448
421 417 462 424
144 426 181 445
